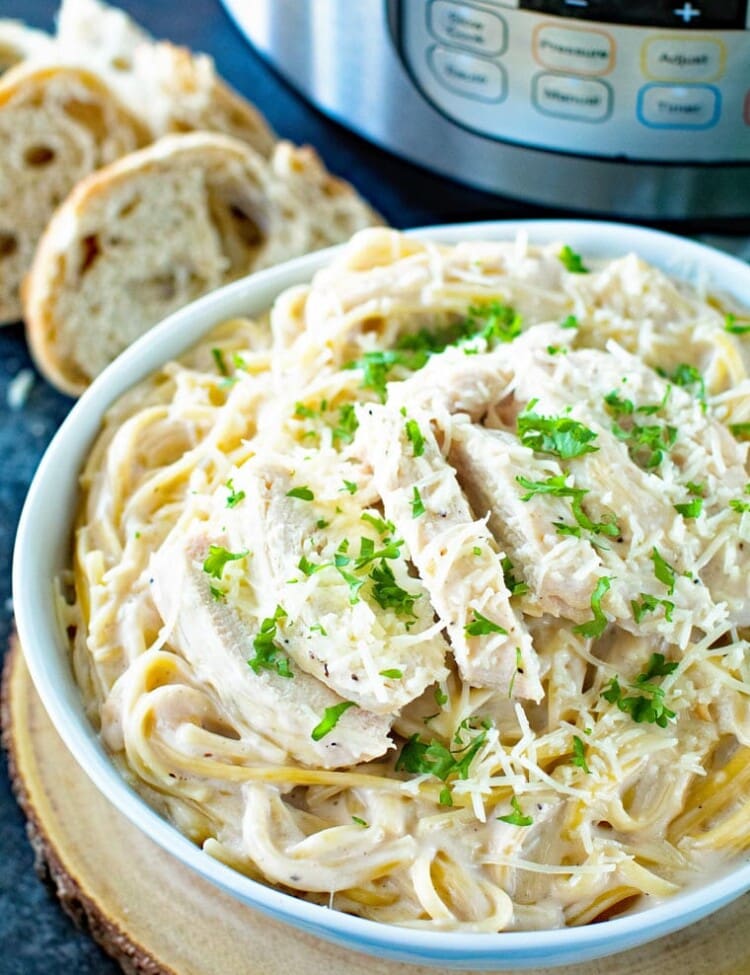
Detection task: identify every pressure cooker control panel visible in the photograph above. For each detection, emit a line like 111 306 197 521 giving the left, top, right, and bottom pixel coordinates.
396 0 750 161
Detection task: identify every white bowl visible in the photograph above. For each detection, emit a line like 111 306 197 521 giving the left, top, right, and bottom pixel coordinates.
14 220 750 970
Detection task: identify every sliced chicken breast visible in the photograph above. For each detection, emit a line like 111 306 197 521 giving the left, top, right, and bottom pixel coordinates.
150 533 394 768
449 424 602 621
358 403 542 701
220 457 449 714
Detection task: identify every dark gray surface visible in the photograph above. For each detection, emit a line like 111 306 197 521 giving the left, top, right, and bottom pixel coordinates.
0 2 746 973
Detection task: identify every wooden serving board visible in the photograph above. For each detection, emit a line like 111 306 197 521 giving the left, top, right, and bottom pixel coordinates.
2 635 750 975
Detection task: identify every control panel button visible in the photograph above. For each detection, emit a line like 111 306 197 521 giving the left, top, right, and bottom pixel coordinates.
428 1 507 57
637 83 720 128
534 24 614 75
518 0 747 29
428 45 506 102
532 73 612 122
643 36 725 82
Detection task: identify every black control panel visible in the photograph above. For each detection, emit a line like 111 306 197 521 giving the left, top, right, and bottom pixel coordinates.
518 0 747 29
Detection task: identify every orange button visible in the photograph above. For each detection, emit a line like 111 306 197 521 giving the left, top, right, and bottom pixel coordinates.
533 23 615 77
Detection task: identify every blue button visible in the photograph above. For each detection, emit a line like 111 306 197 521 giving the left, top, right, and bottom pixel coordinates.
637 84 721 129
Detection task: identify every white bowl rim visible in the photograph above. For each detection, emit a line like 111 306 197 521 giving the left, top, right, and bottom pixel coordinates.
13 219 750 969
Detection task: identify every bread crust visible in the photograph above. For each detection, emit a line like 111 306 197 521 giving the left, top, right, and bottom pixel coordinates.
56 0 275 157
0 62 149 325
0 20 53 75
24 132 381 396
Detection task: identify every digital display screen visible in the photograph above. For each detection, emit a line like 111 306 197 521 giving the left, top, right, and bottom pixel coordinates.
518 0 747 29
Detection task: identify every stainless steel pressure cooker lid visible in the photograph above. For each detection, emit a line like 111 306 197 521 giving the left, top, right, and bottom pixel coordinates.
223 0 750 220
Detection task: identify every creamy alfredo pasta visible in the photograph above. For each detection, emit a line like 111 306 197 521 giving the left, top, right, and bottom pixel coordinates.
65 229 750 931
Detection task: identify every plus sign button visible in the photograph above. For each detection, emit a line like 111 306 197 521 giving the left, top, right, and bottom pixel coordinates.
674 3 701 23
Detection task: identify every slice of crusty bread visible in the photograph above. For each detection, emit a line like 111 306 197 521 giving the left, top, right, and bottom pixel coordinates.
56 0 151 72
56 0 275 156
24 132 382 395
0 21 54 75
0 63 149 325
132 42 276 156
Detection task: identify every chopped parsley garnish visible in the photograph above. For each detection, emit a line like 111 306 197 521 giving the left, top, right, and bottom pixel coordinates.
651 548 676 595
571 735 590 774
348 303 524 400
730 486 750 514
349 349 422 401
572 576 611 639
335 537 350 559
395 319 473 357
305 532 409 612
434 686 448 707
310 623 327 636
687 481 705 497
379 668 403 679
516 473 574 500
644 383 673 417
730 422 750 440
352 816 368 827
501 556 529 597
465 301 522 344
602 653 678 728
405 418 425 457
293 402 317 419
464 610 508 637
396 725 488 784
202 544 248 579
337 566 365 604
315 518 330 530
631 593 675 623
286 486 314 501
517 400 598 459
558 245 589 274
298 554 327 576
642 652 679 680
360 512 395 536
517 474 618 539
497 795 533 827
508 646 524 698
311 701 356 740
560 314 579 329
342 480 358 495
612 419 677 469
674 497 703 518
369 560 418 618
354 536 403 570
411 486 425 518
667 363 706 409
439 787 453 806
248 605 293 679
725 313 750 335
212 347 229 376
604 390 635 416
332 404 359 445
225 478 245 508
